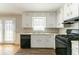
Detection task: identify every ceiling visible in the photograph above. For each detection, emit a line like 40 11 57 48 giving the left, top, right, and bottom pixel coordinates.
0 3 64 14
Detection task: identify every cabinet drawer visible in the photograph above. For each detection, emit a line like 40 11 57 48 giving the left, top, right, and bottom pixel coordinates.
71 41 79 55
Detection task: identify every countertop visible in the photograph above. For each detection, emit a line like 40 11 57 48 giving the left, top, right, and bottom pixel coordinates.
20 32 57 35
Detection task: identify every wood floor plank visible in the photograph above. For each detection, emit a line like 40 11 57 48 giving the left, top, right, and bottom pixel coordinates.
0 45 55 55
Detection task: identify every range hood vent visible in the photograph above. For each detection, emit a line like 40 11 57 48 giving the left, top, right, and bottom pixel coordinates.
63 16 79 24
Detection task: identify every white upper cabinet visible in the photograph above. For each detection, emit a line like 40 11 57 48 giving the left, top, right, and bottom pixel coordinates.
46 13 56 28
22 12 57 28
22 13 32 28
64 3 79 20
56 7 64 28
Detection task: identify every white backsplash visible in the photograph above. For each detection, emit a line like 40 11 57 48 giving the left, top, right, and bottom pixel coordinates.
21 28 59 33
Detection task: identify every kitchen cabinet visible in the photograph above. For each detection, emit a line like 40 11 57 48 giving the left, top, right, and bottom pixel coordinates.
56 7 64 28
64 3 79 21
22 12 57 28
71 41 79 55
31 34 55 48
22 14 32 28
46 13 56 28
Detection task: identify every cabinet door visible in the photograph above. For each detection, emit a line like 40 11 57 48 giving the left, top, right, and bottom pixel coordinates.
41 35 53 48
71 41 79 55
31 34 46 48
22 14 32 28
46 13 56 28
31 34 41 48
31 34 54 48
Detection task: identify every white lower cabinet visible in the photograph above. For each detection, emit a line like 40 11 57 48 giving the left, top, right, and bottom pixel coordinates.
71 41 79 55
31 34 55 48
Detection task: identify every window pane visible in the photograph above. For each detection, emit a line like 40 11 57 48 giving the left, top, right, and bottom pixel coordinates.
32 17 46 31
4 20 15 43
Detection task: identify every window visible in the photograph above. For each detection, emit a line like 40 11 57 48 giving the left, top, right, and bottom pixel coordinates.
32 17 46 31
0 19 15 44
4 20 15 43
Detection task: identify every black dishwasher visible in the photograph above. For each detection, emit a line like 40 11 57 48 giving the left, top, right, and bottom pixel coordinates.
20 35 31 48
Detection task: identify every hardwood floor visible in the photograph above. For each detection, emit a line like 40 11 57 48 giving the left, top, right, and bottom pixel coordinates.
0 44 19 55
15 48 55 55
0 45 55 55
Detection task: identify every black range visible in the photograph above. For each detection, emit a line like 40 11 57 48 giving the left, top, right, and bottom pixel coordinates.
55 29 79 55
